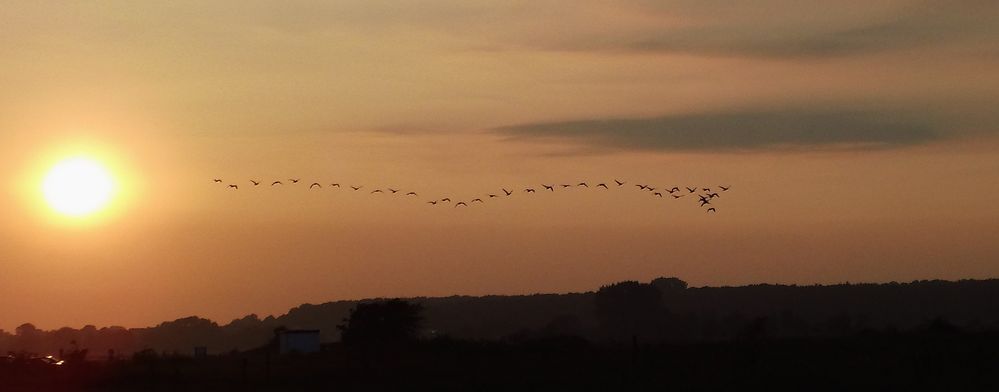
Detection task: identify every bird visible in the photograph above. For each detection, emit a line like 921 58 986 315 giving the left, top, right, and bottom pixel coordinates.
597 183 608 189
668 187 680 193
666 188 678 194
615 179 625 186
577 182 588 187
250 180 260 186
654 192 663 197
502 188 513 196
213 179 223 183
672 194 684 199
707 192 720 199
371 189 383 194
561 184 572 188
309 183 322 189
702 187 711 192
330 183 341 188
441 198 451 203
488 194 498 198
406 192 418 196
636 184 647 190
686 187 697 193
289 179 300 184
428 201 438 205
471 198 484 203
647 187 657 192
228 184 238 189
271 181 283 186
388 188 399 194
525 188 536 193
455 202 468 207
699 199 711 207
351 186 362 191
719 185 730 191
543 184 555 191
706 208 716 213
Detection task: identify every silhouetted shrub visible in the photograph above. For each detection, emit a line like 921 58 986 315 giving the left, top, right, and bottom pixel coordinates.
651 277 688 293
593 281 664 340
338 299 423 346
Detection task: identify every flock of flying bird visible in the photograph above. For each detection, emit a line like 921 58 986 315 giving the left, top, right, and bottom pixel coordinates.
213 178 730 213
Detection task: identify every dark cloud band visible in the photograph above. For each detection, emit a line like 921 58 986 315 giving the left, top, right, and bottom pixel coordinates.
495 108 942 152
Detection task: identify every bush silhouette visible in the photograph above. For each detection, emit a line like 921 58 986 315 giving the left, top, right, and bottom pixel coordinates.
593 281 664 339
338 299 423 346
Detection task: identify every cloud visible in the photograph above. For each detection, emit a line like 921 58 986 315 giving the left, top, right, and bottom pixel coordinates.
548 1 999 59
495 108 945 152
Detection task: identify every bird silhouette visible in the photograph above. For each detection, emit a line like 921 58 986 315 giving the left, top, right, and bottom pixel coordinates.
208 175 735 214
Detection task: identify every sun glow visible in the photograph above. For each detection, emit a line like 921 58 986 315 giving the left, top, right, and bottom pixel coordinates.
42 157 116 217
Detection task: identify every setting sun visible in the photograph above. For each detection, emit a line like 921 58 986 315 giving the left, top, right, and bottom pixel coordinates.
42 157 115 217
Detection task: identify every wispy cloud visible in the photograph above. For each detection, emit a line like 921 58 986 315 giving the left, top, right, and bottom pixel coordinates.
495 107 944 152
545 1 999 59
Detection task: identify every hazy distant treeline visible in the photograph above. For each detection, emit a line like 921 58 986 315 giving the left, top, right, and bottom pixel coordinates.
3 277 999 357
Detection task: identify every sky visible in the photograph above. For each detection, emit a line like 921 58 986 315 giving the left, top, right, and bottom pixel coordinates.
1 0 998 330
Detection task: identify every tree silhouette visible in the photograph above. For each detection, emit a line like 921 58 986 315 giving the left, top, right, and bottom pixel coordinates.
593 281 664 340
337 299 424 346
650 277 688 293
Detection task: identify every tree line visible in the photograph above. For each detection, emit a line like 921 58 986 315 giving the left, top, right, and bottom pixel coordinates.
3 277 999 357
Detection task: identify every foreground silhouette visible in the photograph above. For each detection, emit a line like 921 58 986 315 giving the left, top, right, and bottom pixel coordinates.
4 278 999 390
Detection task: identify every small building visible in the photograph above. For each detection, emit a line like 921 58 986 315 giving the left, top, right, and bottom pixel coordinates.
277 329 321 354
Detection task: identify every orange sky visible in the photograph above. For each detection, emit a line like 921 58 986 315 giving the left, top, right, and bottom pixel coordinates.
1 1 998 330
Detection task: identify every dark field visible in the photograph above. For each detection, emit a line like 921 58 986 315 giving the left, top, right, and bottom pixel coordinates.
4 329 999 391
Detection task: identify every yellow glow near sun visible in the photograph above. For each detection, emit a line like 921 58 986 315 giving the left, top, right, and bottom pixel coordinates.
42 157 116 217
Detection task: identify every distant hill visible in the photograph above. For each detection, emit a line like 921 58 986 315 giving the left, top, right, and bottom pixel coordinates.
3 278 999 357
